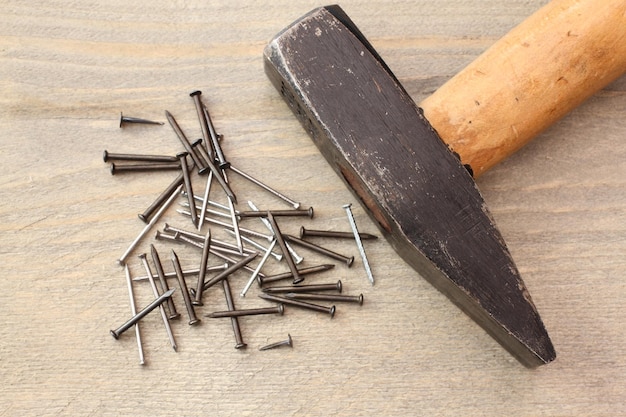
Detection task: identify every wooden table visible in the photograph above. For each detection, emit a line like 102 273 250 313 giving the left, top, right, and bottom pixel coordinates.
2 1 624 415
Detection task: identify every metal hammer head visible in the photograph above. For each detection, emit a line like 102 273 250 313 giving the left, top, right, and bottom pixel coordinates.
264 5 555 367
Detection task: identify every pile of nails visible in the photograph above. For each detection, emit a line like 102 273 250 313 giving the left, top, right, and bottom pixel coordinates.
107 91 377 365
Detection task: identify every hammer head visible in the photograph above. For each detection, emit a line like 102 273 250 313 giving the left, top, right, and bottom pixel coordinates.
264 5 555 367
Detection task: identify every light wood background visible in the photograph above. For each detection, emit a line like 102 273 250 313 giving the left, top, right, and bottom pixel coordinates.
1 1 625 415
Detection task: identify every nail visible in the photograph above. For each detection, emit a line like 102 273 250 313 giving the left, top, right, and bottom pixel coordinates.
150 244 180 320
237 207 313 219
164 223 255 255
198 171 213 231
225 230 282 262
343 204 374 285
174 231 253 258
118 183 183 265
201 252 259 292
122 265 145 365
171 250 200 325
191 138 215 173
262 280 342 294
103 150 178 163
299 226 378 240
226 193 243 253
285 292 363 305
207 304 284 318
180 199 231 219
110 288 175 339
259 334 293 351
267 212 302 284
229 165 300 209
193 231 211 306
178 152 198 228
138 172 185 223
202 103 229 169
165 110 209 174
283 234 354 266
172 235 262 281
222 278 246 349
133 263 229 281
241 239 277 297
119 112 163 127
247 201 303 262
110 162 180 175
259 293 335 318
178 208 274 242
189 91 214 157
138 253 178 350
257 264 335 286
191 137 237 203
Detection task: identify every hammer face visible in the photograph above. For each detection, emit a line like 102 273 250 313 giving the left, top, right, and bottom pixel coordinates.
264 5 555 366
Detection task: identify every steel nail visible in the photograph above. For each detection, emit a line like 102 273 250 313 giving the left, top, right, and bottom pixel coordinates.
225 229 282 262
178 152 198 228
119 112 163 127
103 150 178 163
110 288 175 339
299 226 378 240
164 223 254 255
202 103 229 169
165 110 209 174
259 334 293 351
138 253 178 350
222 278 246 349
150 244 180 320
285 292 364 305
259 293 335 317
201 252 259 292
178 208 274 242
179 200 232 220
117 183 183 265
247 201 303 262
198 171 213 231
343 203 375 285
110 162 181 175
171 250 200 325
257 264 335 286
138 173 185 223
241 239 277 297
267 212 302 284
193 231 212 306
237 207 313 219
122 265 145 365
283 234 354 266
262 280 342 294
191 138 214 172
133 263 229 282
206 304 284 318
189 91 214 157
228 165 300 209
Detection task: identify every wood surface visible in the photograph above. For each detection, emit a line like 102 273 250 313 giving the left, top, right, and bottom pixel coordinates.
1 1 625 416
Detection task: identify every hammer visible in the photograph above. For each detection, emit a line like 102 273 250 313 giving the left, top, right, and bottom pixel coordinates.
264 1 626 367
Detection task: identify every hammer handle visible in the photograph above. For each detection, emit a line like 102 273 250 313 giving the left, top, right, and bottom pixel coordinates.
420 0 626 177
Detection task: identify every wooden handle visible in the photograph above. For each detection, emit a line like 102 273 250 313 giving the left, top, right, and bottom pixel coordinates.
420 0 626 177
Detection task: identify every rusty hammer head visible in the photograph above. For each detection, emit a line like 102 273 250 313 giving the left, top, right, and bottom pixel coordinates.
264 5 557 367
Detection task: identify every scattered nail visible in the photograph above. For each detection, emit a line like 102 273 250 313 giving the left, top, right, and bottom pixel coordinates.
343 203 375 285
119 112 163 127
259 334 293 351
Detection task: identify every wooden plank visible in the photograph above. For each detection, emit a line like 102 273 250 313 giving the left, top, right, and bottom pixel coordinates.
0 1 624 416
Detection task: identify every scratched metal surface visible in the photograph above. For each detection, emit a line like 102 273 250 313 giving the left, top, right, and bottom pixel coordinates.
1 1 625 415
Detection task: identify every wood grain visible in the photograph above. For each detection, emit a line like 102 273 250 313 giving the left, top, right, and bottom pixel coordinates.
1 1 624 416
